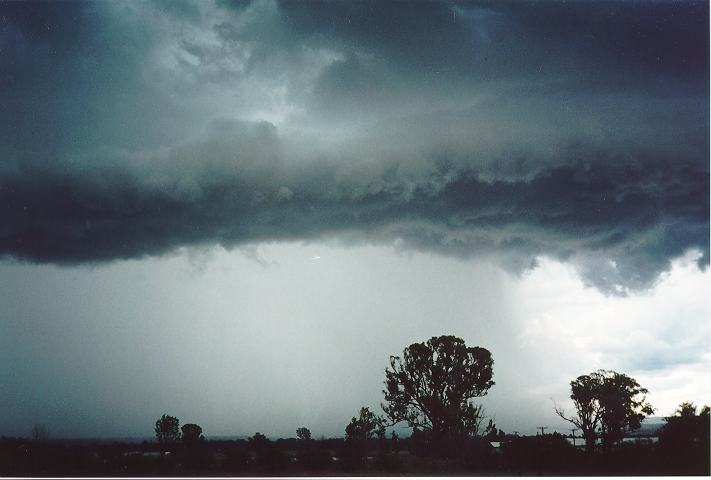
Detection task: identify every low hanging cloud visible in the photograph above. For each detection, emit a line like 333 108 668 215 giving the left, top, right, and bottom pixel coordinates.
2 118 707 294
0 0 708 294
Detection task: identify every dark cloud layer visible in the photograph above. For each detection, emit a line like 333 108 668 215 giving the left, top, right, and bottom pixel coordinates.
0 0 708 293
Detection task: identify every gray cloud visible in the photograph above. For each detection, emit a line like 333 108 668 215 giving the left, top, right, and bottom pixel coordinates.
2 118 706 293
0 0 707 294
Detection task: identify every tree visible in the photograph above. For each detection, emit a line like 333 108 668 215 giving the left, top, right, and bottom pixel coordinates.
658 402 710 474
345 407 385 443
596 371 654 446
296 427 312 441
659 401 710 446
181 423 204 445
555 373 605 453
295 426 314 469
555 370 653 452
383 335 494 455
155 414 181 447
344 407 385 469
180 423 206 471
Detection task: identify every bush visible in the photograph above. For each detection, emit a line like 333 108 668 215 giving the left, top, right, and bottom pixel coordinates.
503 433 579 474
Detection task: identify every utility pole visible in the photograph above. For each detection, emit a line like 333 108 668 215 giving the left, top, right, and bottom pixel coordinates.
537 426 547 436
570 428 578 446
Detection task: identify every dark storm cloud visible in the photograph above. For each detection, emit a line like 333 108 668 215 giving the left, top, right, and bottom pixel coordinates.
0 0 707 293
0 1 196 151
2 120 706 293
276 0 708 90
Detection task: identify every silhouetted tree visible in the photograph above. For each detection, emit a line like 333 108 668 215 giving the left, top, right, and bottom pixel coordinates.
181 423 204 445
345 407 385 442
344 407 385 469
658 402 710 474
383 335 494 457
295 426 314 469
296 427 311 441
597 371 654 447
555 373 604 453
155 414 180 448
555 370 653 452
180 423 206 471
659 402 710 447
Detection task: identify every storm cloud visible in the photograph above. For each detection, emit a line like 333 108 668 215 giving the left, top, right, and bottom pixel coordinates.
1 0 708 293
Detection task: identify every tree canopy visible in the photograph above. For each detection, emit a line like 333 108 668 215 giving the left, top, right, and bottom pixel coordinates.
248 432 269 447
181 423 204 445
659 402 710 449
296 427 312 441
382 335 494 453
556 370 654 451
345 407 385 442
155 414 181 447
344 407 385 469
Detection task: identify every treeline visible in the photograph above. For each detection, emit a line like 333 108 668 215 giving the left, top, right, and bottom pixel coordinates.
0 335 708 476
1 422 708 476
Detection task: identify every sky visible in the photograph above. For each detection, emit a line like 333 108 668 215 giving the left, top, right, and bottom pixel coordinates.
0 0 708 439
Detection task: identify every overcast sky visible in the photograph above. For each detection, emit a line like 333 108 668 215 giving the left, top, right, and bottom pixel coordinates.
0 0 708 439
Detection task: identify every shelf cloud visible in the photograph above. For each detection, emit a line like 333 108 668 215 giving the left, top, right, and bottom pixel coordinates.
1 0 707 294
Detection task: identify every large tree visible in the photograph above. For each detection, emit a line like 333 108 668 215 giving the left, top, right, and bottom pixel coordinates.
555 370 653 452
155 414 181 447
383 335 494 454
554 373 605 453
597 370 654 446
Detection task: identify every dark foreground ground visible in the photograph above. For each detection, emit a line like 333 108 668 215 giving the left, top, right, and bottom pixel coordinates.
1 433 708 476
